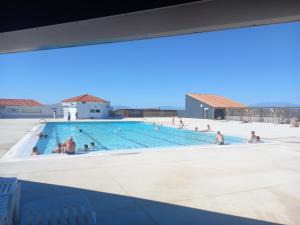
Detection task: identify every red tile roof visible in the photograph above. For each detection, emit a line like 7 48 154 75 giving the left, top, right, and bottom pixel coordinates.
0 99 43 106
62 94 108 103
187 93 246 108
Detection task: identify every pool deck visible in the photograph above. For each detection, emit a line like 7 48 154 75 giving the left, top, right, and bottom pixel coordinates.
0 117 300 225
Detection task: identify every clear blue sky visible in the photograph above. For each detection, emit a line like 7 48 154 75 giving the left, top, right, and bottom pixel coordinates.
1 21 299 108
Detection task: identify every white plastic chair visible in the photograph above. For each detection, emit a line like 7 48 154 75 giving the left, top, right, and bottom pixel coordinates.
0 178 21 225
21 196 97 225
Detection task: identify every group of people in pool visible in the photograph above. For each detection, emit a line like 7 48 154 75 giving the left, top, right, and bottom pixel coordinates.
32 135 97 155
172 117 262 145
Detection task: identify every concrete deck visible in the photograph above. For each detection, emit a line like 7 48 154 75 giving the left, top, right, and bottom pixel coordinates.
0 118 300 225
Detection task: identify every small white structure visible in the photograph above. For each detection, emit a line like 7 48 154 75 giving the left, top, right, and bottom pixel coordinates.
0 99 63 118
62 94 110 119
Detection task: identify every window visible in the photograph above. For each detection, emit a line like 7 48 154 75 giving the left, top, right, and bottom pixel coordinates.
7 108 18 112
90 109 101 113
22 107 42 113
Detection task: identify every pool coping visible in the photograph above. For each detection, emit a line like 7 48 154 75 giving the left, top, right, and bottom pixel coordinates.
0 120 273 162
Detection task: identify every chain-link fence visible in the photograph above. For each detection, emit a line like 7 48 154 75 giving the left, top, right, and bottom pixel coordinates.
226 107 300 123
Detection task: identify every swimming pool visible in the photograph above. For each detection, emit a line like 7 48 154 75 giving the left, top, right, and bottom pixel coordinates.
35 121 245 154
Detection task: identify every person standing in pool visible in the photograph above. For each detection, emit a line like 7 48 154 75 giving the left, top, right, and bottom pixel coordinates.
67 112 71 121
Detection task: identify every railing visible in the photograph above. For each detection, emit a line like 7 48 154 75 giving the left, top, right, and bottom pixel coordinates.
226 107 300 124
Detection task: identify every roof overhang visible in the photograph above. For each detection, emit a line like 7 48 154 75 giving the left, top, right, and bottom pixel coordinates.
1 0 299 54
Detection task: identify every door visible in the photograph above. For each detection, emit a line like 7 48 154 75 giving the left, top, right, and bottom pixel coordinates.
214 108 225 119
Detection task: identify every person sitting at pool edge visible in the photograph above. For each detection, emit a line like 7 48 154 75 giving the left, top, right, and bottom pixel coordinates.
200 124 211 132
255 136 262 143
215 131 224 145
64 136 76 154
248 131 256 143
291 118 299 128
179 118 184 129
52 143 63 153
32 146 39 155
206 124 211 132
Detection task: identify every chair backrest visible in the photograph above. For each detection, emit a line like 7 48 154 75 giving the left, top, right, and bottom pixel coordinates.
21 196 96 225
0 195 9 225
0 178 17 196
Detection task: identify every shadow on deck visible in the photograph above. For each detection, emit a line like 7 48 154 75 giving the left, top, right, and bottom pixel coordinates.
20 180 280 225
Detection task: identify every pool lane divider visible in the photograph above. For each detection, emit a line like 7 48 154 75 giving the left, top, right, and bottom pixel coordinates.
74 126 109 150
111 131 149 148
99 124 150 148
144 127 212 144
124 129 187 146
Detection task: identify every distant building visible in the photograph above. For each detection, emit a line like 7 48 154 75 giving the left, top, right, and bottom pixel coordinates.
0 99 63 118
184 93 246 119
62 94 110 119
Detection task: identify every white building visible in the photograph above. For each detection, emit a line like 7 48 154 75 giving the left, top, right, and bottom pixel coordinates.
0 99 63 118
62 94 110 119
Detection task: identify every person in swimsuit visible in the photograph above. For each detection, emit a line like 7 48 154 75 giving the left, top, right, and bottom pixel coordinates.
248 131 256 143
64 136 76 154
200 124 211 132
83 144 89 152
206 124 211 131
32 146 39 155
90 142 97 151
215 131 224 145
52 143 63 153
255 136 262 143
179 118 184 129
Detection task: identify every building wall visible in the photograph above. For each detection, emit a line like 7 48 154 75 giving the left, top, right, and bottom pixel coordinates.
0 105 63 118
184 95 214 119
62 102 110 119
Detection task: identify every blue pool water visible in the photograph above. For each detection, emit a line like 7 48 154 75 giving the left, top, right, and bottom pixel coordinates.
36 121 245 154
